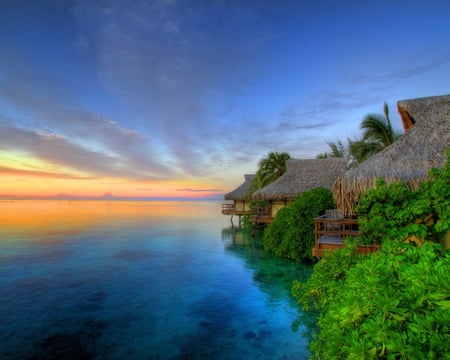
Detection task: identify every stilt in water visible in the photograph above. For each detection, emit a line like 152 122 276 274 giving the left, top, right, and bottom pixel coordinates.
251 214 259 238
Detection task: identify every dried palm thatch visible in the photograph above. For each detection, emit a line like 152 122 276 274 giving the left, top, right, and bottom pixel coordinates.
333 94 450 215
224 174 255 200
252 158 348 201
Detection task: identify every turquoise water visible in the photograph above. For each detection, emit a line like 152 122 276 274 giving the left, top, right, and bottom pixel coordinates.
0 201 313 359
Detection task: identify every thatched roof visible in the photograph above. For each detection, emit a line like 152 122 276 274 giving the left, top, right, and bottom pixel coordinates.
333 94 450 215
252 158 348 201
224 174 255 200
397 94 450 131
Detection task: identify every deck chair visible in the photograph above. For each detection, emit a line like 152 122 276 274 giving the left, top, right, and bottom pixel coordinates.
324 209 344 231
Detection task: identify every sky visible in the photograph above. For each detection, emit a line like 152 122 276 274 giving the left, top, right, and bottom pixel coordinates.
1 0 449 200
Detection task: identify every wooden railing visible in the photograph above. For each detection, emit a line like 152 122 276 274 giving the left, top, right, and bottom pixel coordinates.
221 203 236 215
221 203 252 216
250 206 273 224
313 215 360 243
312 214 379 258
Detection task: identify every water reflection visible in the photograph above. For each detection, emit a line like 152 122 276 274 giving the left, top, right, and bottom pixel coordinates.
222 226 317 338
222 226 310 302
0 200 221 232
1 201 314 359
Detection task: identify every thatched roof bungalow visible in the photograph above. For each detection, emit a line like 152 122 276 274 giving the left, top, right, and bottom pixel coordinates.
333 94 450 215
224 174 255 201
252 157 348 203
222 174 255 216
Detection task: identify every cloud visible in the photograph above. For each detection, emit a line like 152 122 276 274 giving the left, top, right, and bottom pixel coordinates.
0 123 166 180
69 1 281 172
0 165 95 179
0 1 309 178
0 3 268 180
0 70 176 179
346 53 450 87
176 188 222 193
384 54 450 83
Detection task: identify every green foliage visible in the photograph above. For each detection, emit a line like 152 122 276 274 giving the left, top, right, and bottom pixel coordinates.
295 241 450 359
316 140 347 159
251 151 291 190
262 187 335 261
421 152 450 235
318 103 403 165
292 238 363 311
356 150 450 245
350 103 402 163
294 150 450 359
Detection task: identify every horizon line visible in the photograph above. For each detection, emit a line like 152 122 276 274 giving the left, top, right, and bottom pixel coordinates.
0 194 225 202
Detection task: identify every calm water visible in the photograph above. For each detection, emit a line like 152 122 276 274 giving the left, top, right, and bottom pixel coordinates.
0 200 313 359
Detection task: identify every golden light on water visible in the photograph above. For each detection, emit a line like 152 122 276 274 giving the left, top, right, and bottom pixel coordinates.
0 200 218 235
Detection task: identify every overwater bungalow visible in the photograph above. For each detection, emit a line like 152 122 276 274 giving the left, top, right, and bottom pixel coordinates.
313 94 450 257
333 94 450 216
252 158 348 224
222 174 255 224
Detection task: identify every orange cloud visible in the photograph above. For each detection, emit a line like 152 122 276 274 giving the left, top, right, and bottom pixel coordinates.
176 187 222 192
0 165 95 179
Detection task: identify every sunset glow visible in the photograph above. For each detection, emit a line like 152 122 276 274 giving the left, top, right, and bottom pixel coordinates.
0 200 216 233
0 150 224 199
0 172 223 200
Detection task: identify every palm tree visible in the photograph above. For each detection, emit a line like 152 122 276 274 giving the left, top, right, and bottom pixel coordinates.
350 103 402 163
255 151 291 189
348 137 374 164
316 140 347 159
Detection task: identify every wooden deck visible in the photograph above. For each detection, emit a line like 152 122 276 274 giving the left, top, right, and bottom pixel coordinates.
312 215 379 258
222 203 274 228
221 203 248 216
250 206 273 225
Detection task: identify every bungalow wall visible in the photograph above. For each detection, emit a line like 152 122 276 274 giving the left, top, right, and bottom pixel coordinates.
271 201 287 218
235 200 251 213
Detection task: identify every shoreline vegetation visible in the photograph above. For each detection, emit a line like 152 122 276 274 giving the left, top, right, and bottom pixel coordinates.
229 95 450 358
249 150 449 359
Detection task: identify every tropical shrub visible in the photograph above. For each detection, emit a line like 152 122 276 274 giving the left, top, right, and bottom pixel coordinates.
356 149 450 245
292 238 363 311
262 187 335 261
294 150 450 359
295 241 450 359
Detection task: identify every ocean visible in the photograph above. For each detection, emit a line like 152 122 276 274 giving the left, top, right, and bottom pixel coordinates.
0 200 313 359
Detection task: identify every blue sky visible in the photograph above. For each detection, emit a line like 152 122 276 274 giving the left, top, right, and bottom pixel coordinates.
0 0 449 198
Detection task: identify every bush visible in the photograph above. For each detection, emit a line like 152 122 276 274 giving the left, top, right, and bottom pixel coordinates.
295 241 450 359
262 187 335 261
292 238 363 311
356 149 450 245
294 150 450 359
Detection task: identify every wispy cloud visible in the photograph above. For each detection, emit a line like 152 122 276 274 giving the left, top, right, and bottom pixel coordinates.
0 123 164 180
68 1 282 174
0 2 270 180
374 54 449 85
176 188 222 193
0 165 95 179
0 67 176 179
